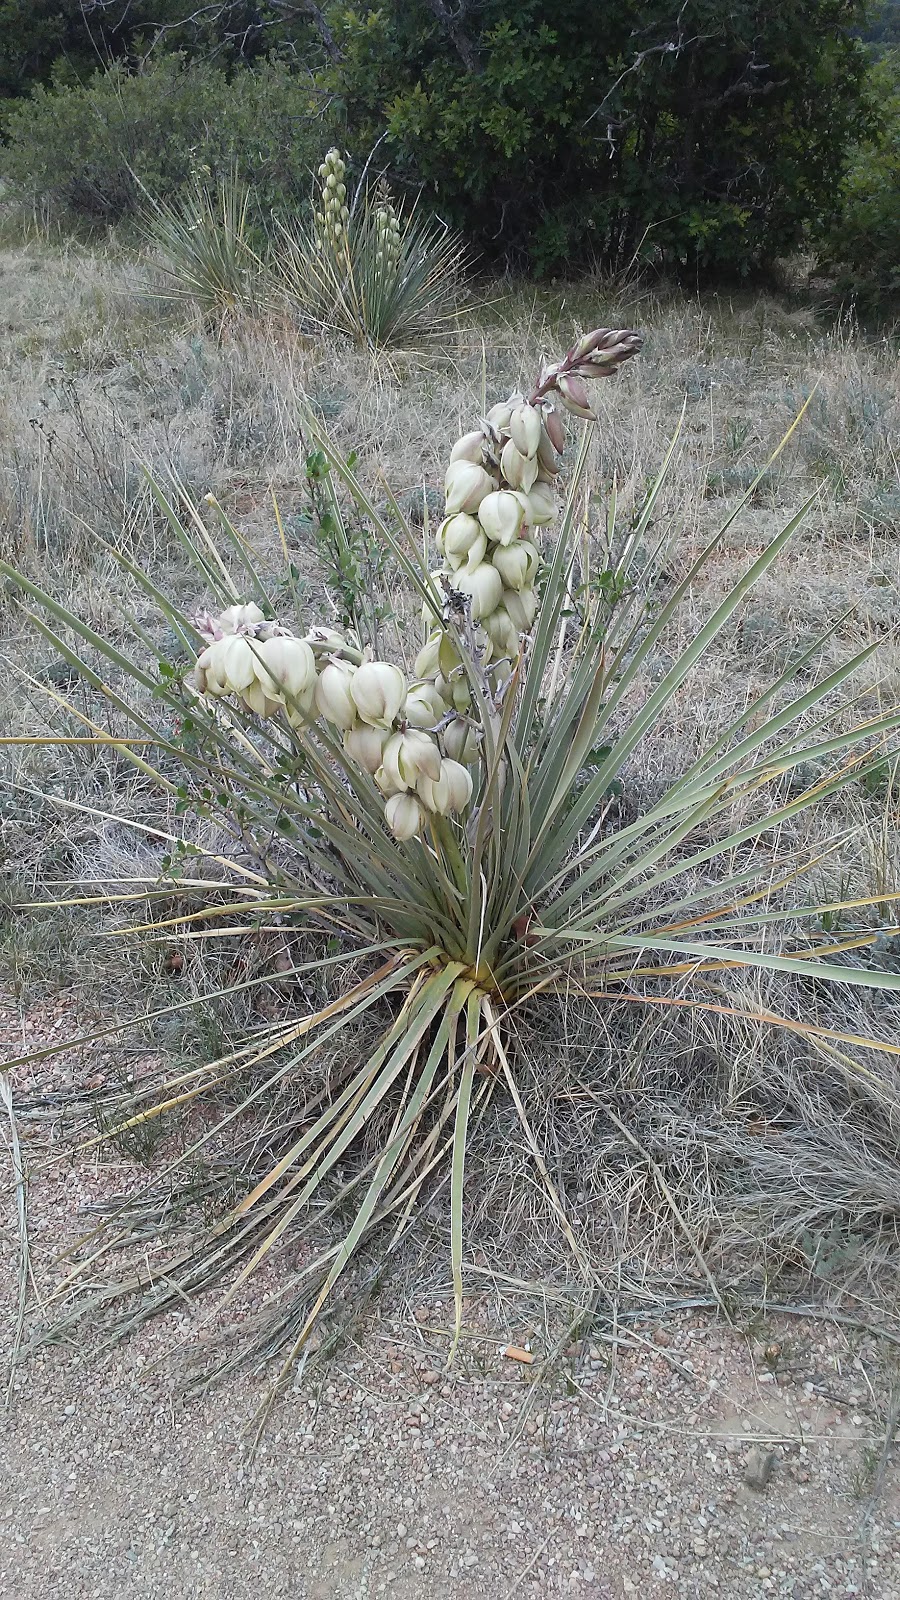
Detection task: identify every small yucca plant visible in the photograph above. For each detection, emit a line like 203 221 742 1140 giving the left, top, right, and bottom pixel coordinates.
274 148 465 348
5 327 900 1429
143 169 263 320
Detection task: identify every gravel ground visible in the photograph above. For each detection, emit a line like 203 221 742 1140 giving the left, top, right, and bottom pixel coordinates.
2 994 899 1599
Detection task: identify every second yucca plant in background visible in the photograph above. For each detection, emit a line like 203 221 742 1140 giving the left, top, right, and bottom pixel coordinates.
5 323 900 1425
275 148 465 348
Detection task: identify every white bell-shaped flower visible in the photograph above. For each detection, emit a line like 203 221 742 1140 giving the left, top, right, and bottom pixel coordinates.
350 661 406 728
385 792 423 840
490 540 540 592
477 490 524 547
343 722 389 774
315 658 358 729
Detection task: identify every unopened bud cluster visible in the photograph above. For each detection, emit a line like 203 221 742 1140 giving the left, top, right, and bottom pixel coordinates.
189 328 641 841
374 203 402 271
315 148 350 254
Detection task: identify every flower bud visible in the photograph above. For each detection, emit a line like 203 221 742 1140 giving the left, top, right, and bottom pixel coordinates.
502 586 538 632
448 430 487 466
543 406 566 454
403 681 445 728
490 539 540 592
500 439 539 492
343 722 389 774
477 490 524 547
350 660 406 728
509 404 542 459
454 560 503 621
536 426 560 475
523 481 557 526
380 729 441 791
444 460 496 515
556 372 595 420
385 792 423 840
315 658 358 728
442 717 477 763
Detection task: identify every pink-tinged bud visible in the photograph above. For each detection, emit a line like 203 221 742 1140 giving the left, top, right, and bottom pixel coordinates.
384 792 424 840
572 327 644 368
509 404 542 459
500 438 539 492
536 426 560 475
557 372 595 419
543 405 566 454
449 430 488 466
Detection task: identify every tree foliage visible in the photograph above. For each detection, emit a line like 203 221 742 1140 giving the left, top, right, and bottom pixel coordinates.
328 0 873 275
819 49 900 304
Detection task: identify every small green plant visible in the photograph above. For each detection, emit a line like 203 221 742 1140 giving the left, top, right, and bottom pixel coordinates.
303 447 394 652
143 170 263 321
274 148 465 349
4 323 900 1432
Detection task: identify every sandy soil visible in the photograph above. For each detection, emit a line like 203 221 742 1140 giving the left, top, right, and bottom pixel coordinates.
2 994 899 1600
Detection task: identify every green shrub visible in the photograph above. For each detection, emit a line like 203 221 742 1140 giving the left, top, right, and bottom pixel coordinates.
0 54 328 225
818 51 900 307
328 0 873 277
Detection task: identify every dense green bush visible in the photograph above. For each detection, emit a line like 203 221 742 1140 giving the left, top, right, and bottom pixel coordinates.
819 51 900 306
328 0 873 277
0 54 329 224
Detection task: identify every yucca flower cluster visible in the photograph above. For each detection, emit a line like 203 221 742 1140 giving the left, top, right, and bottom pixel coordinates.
189 329 642 841
374 203 402 271
314 148 350 253
419 326 643 699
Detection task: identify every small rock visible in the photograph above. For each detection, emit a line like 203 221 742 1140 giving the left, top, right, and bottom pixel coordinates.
743 1447 777 1491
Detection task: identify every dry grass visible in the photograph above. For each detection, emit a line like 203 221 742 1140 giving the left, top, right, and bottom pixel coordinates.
2 234 900 1361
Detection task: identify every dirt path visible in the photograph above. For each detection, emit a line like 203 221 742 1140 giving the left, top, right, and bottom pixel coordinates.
2 997 899 1599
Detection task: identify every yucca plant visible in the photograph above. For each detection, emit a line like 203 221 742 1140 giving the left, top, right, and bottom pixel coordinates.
4 326 900 1429
143 169 263 320
274 148 465 348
